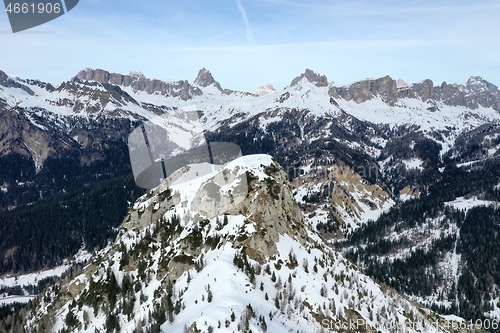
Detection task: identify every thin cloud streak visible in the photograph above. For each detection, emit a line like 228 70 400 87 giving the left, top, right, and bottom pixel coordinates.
235 0 254 42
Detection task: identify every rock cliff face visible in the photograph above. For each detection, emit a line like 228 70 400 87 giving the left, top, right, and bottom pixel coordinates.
0 108 58 169
0 70 35 95
75 68 202 100
464 76 500 109
327 74 500 110
329 75 398 105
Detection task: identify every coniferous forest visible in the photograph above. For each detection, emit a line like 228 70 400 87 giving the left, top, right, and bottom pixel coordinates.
0 140 144 274
338 158 500 322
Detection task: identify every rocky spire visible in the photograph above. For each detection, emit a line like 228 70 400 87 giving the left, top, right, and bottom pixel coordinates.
194 68 223 90
290 68 329 87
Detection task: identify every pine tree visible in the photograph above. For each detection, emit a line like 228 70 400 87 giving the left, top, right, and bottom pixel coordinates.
230 310 236 322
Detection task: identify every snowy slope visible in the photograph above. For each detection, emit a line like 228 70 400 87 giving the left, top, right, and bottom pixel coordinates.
18 154 465 332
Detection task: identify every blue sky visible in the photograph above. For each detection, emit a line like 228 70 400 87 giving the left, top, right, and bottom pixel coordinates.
1 0 499 90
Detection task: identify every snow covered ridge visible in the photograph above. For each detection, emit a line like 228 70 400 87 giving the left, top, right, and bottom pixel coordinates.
1 68 499 123
16 154 464 332
1 67 500 157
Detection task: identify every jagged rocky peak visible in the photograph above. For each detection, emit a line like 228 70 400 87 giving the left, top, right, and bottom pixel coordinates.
395 76 500 110
291 68 329 87
0 70 16 89
463 76 500 110
466 75 499 93
193 67 223 90
325 73 499 109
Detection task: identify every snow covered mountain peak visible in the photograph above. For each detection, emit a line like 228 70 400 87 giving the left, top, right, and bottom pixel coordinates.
244 84 276 96
129 70 145 79
466 75 499 93
18 153 460 332
396 78 408 89
193 67 223 91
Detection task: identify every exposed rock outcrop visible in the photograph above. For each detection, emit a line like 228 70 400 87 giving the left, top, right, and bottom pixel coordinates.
0 70 35 95
328 74 500 110
193 68 223 91
74 68 202 101
0 70 8 83
291 68 329 87
329 75 398 105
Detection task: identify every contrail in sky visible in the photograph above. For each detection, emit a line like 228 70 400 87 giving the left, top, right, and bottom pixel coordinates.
236 0 254 42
